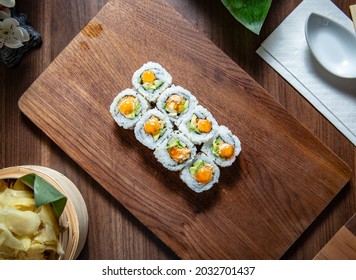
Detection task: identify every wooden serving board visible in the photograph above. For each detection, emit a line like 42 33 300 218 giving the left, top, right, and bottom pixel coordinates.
19 0 351 259
314 213 356 259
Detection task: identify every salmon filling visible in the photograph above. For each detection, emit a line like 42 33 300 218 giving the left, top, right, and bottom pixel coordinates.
140 70 163 92
118 96 140 119
189 114 212 134
189 159 214 184
212 136 235 159
166 137 191 164
164 94 189 117
144 116 165 141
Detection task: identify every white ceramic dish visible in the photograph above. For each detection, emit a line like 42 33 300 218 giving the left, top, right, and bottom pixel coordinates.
305 13 356 79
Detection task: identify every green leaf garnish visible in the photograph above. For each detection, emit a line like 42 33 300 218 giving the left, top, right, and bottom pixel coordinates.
221 0 272 35
19 174 67 219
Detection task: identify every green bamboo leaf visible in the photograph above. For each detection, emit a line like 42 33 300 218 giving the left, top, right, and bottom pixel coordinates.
19 173 67 219
221 0 272 35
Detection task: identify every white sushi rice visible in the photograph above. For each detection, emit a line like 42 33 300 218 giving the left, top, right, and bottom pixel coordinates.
179 153 220 193
156 85 198 126
134 108 173 150
178 105 218 145
201 125 242 167
154 131 197 171
132 62 173 102
110 61 242 194
110 88 150 130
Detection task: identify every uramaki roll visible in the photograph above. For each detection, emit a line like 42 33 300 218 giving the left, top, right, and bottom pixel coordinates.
179 153 220 193
201 125 241 167
110 88 150 130
178 105 218 145
154 131 197 171
132 62 172 103
156 85 198 126
134 108 173 150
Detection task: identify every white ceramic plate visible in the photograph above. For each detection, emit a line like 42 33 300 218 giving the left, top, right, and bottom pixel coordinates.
305 13 356 79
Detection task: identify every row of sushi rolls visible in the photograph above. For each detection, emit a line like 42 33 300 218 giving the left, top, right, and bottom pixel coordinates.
110 62 241 193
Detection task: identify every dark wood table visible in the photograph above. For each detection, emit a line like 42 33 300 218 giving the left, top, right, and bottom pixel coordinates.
1 0 355 259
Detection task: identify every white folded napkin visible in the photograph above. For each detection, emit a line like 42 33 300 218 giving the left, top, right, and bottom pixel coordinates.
257 0 356 145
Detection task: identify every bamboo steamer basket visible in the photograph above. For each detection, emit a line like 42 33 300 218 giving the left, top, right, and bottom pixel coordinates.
0 165 88 259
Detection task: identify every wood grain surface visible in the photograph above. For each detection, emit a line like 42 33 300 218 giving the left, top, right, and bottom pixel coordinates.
17 0 351 259
314 213 356 260
1 0 355 259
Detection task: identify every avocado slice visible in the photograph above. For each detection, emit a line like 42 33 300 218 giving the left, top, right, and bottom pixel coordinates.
152 121 166 142
211 136 224 157
188 114 201 134
154 80 163 88
142 79 164 92
166 137 186 150
142 83 156 92
182 100 189 112
189 159 205 176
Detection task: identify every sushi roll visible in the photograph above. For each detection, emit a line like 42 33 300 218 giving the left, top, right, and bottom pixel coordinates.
154 131 197 171
178 105 218 145
134 108 173 149
180 153 220 193
110 88 150 129
201 125 241 167
132 62 172 102
156 85 198 125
